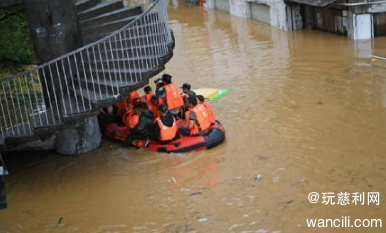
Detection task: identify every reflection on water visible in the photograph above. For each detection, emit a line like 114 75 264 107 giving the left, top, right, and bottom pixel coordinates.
2 3 386 233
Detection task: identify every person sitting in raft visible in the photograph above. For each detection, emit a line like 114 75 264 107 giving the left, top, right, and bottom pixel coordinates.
128 90 139 108
181 83 196 115
181 83 196 98
115 100 129 124
142 86 154 102
197 95 215 124
179 95 211 137
153 104 179 144
124 102 154 146
149 95 161 119
122 107 140 130
155 74 184 116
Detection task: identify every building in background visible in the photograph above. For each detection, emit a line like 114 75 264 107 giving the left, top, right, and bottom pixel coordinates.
205 0 386 40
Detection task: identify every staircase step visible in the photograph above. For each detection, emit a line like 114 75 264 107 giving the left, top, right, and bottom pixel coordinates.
85 54 162 69
81 11 159 36
82 21 167 44
70 85 118 103
81 13 161 44
76 0 102 12
81 15 139 41
91 43 167 59
77 1 124 21
61 89 94 116
109 32 168 49
80 5 143 29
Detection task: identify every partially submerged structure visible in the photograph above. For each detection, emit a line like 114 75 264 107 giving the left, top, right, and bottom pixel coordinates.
0 0 175 155
205 0 386 40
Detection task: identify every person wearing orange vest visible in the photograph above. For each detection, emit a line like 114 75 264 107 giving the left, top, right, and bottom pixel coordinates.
124 102 155 146
181 83 196 116
141 86 158 117
142 86 154 102
197 95 215 124
122 109 139 129
179 95 211 136
155 74 184 116
148 95 161 119
115 100 128 117
153 104 179 143
128 90 139 108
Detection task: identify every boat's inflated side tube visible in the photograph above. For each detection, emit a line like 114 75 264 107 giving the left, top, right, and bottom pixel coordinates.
204 126 225 149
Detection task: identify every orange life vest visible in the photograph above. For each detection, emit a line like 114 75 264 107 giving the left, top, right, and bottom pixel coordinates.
142 93 159 117
115 100 127 109
123 110 139 129
186 104 210 135
202 101 215 123
156 117 178 141
142 93 154 104
115 100 128 118
148 103 160 119
163 83 184 110
128 91 139 105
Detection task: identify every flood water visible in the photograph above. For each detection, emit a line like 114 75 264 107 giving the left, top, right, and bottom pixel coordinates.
2 3 386 233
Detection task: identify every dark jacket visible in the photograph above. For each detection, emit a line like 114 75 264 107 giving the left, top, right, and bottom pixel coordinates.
131 110 154 137
182 90 196 110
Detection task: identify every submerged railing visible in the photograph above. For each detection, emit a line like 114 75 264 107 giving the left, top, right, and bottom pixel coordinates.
0 0 172 142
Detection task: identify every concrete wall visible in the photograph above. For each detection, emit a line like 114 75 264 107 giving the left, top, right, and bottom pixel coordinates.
205 0 289 30
229 0 251 18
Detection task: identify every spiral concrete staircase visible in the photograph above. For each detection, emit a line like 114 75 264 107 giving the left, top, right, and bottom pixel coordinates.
0 0 175 150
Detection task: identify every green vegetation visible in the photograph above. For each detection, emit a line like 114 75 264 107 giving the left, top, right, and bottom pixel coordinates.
0 4 36 79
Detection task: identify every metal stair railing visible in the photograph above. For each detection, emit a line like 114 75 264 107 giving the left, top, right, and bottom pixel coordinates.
0 0 172 143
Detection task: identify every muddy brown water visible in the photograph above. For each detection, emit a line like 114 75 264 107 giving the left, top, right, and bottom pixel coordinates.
2 4 386 233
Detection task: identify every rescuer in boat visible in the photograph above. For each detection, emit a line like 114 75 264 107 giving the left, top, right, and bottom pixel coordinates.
142 86 154 104
124 102 154 146
141 86 160 119
181 83 196 98
113 90 139 123
153 104 179 144
155 74 184 116
197 95 215 124
181 83 196 116
179 95 211 136
148 95 161 119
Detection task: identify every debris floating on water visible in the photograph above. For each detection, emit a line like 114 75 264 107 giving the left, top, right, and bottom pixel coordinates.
55 217 63 227
171 177 177 184
188 192 202 196
255 174 262 183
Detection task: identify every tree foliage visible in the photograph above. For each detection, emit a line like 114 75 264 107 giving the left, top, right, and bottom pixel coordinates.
0 5 35 64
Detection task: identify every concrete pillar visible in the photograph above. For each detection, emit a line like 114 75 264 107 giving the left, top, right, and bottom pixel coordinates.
347 6 373 40
23 0 83 111
55 116 102 155
204 0 215 9
22 0 82 64
354 40 373 58
286 4 303 31
269 2 288 31
353 14 373 40
229 0 251 18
